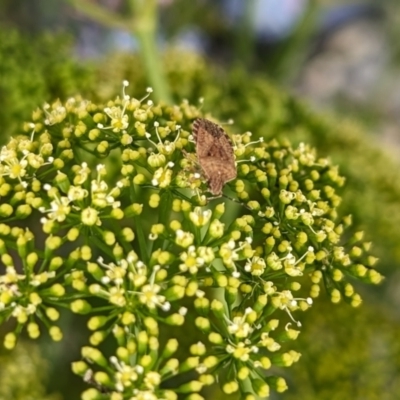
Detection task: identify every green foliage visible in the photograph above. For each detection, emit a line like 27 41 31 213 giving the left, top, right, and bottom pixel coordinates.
0 342 61 400
0 29 94 141
282 299 400 400
0 87 381 399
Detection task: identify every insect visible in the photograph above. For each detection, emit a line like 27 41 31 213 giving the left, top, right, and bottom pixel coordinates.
192 118 237 196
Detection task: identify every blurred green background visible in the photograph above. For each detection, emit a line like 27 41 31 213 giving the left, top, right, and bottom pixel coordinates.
1 1 400 399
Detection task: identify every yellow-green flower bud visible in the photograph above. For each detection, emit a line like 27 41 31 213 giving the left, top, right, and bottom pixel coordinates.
178 380 202 393
124 203 143 217
15 204 32 218
81 207 100 226
149 193 160 208
367 255 378 267
121 227 135 242
71 360 88 375
290 282 301 291
81 245 92 261
160 338 179 360
16 310 28 324
367 269 383 284
26 252 38 269
103 231 116 246
253 294 267 313
49 326 63 341
190 341 206 356
238 367 250 381
203 355 218 369
300 212 314 226
93 371 111 386
195 317 210 333
67 227 80 241
90 331 107 346
115 346 130 363
264 319 279 332
47 283 65 297
252 379 270 397
208 332 223 344
4 332 17 349
278 328 300 341
185 281 198 297
344 283 354 297
86 262 103 280
210 299 224 318
148 153 166 167
96 140 109 154
223 381 239 394
332 268 343 281
160 358 179 375
110 208 124 220
189 207 212 227
120 133 133 146
29 292 42 306
133 174 146 185
267 376 288 393
175 230 194 248
260 187 270 200
88 128 101 141
88 316 108 331
81 346 108 367
194 297 210 314
279 190 293 204
27 322 40 339
46 307 60 321
206 219 224 239
45 235 62 252
351 293 362 307
330 288 341 303
112 243 124 260
81 388 100 400
120 311 135 325
0 204 13 217
352 263 367 277
144 317 159 336
235 180 245 193
164 285 185 301
215 274 228 287
270 351 295 367
71 299 92 314
310 284 320 298
315 250 327 261
165 313 184 326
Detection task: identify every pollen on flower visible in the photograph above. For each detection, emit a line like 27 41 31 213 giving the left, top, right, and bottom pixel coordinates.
175 230 194 248
81 207 100 226
189 207 212 227
39 195 71 223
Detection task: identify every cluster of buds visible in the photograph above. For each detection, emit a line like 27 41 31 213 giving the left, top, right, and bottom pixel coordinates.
0 82 381 399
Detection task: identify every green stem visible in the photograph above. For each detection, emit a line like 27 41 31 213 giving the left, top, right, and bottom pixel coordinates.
135 27 172 103
269 0 319 81
66 0 171 103
234 0 256 67
67 0 128 30
129 0 172 103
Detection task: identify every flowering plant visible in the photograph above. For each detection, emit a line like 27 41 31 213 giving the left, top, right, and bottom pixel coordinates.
0 82 382 400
